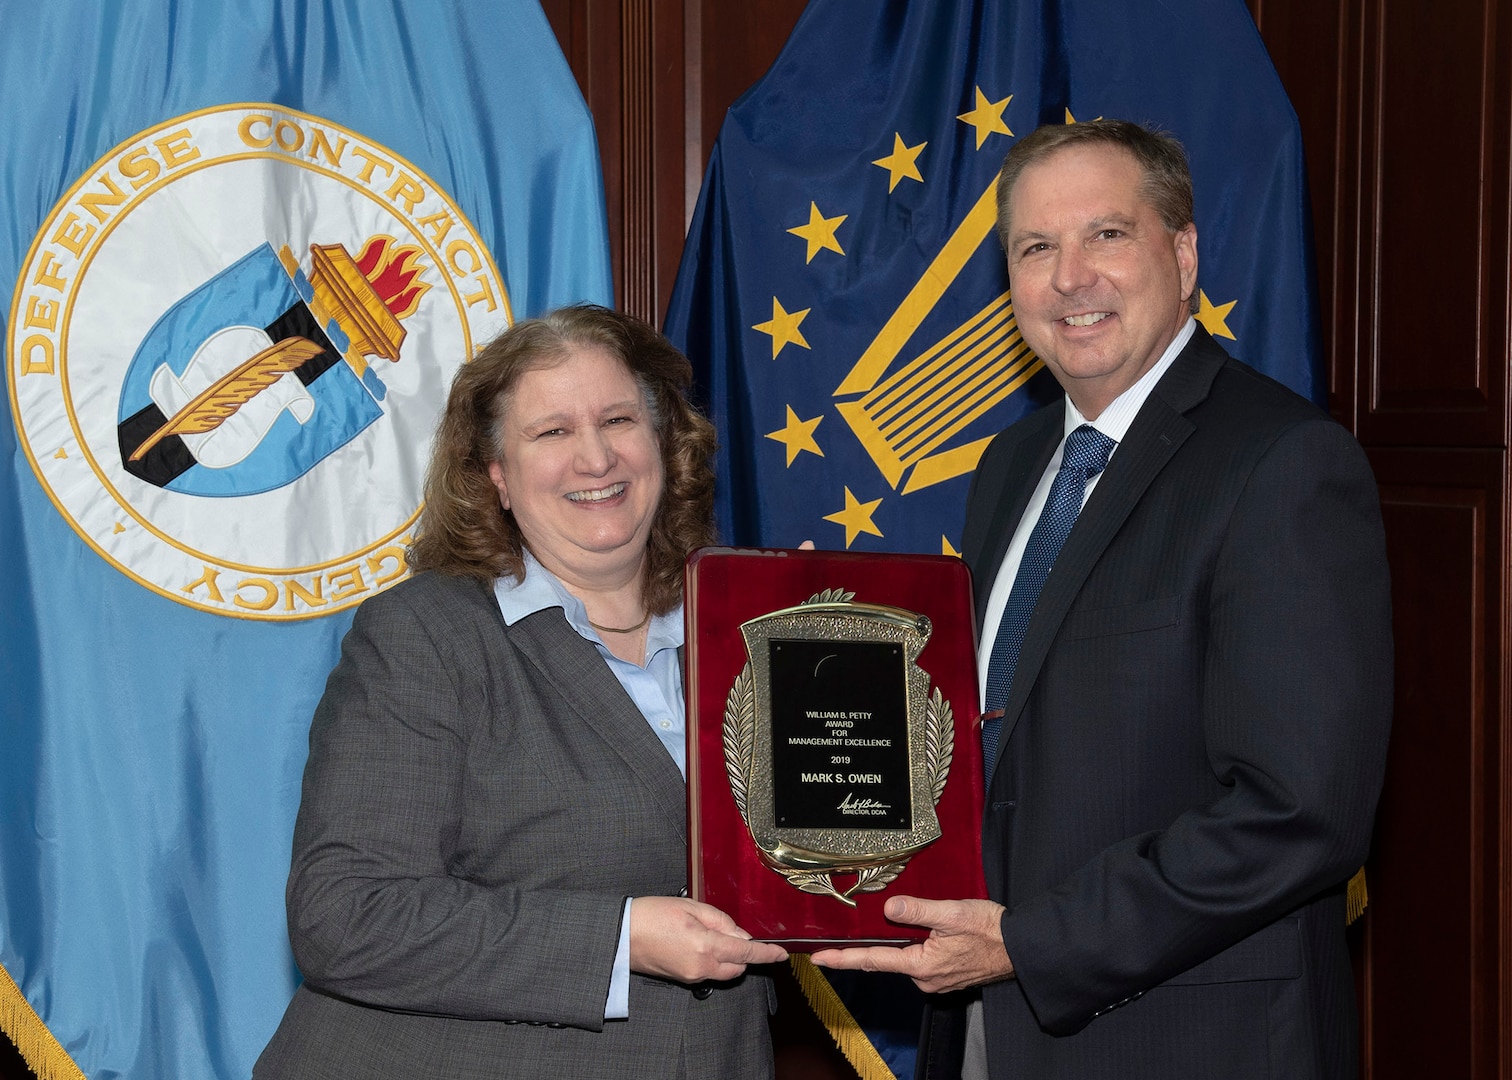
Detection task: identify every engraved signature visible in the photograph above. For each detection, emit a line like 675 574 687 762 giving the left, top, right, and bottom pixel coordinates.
838 792 891 813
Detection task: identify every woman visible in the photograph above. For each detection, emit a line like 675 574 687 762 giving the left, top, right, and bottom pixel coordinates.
255 305 784 1079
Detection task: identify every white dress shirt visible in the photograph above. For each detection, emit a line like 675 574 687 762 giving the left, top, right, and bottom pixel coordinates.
975 317 1195 707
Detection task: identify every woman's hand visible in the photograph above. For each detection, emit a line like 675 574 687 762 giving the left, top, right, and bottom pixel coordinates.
629 896 788 983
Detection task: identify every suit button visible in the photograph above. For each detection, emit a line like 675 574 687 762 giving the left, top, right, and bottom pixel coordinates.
692 984 714 1000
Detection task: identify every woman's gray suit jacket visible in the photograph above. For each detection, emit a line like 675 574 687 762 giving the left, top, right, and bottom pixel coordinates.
254 571 773 1080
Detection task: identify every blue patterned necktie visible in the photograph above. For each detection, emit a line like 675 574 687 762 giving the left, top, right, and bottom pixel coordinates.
981 424 1116 781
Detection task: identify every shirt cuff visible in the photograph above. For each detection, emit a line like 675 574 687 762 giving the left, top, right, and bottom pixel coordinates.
605 897 632 1019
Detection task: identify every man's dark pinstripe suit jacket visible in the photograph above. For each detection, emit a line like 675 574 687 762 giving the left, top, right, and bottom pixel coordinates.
923 327 1392 1080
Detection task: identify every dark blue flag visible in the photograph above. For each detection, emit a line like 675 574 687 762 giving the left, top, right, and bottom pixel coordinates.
667 0 1318 559
665 1 1318 1075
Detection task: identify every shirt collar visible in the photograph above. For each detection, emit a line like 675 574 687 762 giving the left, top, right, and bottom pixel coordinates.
493 550 683 650
1063 316 1195 444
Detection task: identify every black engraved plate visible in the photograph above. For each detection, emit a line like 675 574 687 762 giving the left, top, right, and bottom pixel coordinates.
768 638 913 830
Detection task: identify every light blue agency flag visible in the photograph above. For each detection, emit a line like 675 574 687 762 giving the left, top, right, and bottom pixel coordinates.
0 3 611 1077
664 1 1320 1076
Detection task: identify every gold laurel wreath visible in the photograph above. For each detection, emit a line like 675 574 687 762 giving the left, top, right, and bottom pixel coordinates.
721 590 954 905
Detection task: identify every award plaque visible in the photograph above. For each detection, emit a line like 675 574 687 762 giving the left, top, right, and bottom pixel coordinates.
685 547 986 947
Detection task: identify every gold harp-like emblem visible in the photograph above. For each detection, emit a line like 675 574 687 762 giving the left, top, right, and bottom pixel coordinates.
833 178 1043 495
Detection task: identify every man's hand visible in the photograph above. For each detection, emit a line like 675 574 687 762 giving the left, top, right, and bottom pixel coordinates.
808 895 1013 993
629 896 788 983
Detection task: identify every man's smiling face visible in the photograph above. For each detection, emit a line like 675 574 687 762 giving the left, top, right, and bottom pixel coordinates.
1003 143 1197 419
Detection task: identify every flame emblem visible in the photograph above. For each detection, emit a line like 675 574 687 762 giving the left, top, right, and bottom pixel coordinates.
355 235 432 320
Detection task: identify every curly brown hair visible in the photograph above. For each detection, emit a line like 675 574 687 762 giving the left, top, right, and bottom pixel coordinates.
406 304 716 615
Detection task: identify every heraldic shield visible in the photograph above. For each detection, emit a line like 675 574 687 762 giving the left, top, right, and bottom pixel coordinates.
116 238 420 497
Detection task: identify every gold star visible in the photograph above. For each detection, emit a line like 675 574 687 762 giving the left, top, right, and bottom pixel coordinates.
787 202 847 263
823 487 884 548
941 535 961 558
872 133 926 192
1195 290 1238 340
1064 109 1103 124
113 522 126 534
957 88 1013 149
752 297 812 359
765 406 825 466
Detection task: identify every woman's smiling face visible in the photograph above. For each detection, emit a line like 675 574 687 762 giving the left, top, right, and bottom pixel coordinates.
487 345 664 589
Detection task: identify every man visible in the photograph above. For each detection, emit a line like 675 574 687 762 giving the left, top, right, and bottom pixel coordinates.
811 120 1392 1079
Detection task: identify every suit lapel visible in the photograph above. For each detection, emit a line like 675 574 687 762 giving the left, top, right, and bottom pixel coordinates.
991 330 1225 755
506 611 689 841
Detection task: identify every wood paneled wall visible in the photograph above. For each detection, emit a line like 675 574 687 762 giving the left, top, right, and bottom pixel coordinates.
544 2 1512 1076
541 0 808 325
1255 1 1510 1076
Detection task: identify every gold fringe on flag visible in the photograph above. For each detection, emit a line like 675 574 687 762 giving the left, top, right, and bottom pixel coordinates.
789 954 898 1080
1345 866 1369 925
0 963 85 1080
